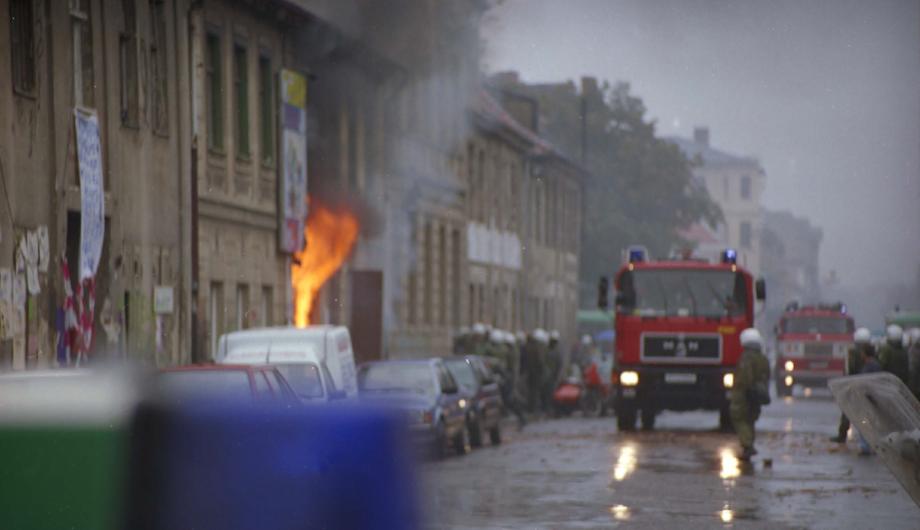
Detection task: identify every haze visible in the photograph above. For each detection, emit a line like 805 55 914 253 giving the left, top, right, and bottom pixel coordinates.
484 0 920 298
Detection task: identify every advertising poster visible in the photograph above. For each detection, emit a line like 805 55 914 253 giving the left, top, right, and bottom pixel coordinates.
279 69 308 254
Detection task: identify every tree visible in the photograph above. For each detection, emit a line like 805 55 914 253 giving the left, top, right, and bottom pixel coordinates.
491 76 723 304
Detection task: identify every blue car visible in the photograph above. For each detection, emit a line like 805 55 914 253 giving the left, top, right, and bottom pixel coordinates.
444 355 503 447
357 359 468 458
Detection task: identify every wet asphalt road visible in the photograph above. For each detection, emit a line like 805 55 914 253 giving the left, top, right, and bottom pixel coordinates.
422 389 917 529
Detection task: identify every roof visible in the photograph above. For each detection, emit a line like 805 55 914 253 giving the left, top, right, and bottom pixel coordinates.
665 136 760 168
678 223 721 245
161 364 271 373
475 89 588 177
886 311 920 327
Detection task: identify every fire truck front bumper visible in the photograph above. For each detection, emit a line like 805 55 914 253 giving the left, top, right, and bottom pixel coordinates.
615 365 733 413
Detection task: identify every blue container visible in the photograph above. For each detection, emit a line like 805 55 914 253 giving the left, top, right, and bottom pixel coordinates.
122 401 420 530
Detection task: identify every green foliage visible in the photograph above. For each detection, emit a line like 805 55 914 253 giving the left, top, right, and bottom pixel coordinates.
495 78 723 298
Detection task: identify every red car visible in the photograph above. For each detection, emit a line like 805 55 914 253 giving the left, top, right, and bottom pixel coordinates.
157 364 299 405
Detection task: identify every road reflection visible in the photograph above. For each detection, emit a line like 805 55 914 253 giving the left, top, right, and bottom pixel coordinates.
719 505 734 523
719 447 740 480
612 443 637 481
609 504 631 521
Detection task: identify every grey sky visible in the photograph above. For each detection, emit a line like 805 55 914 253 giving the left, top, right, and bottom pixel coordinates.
484 0 920 290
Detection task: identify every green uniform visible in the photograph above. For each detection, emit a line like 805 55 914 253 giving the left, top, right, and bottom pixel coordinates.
836 344 871 439
730 346 770 450
879 341 910 386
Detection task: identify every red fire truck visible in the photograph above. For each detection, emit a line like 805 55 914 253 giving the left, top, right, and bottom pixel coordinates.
773 302 853 397
602 247 765 431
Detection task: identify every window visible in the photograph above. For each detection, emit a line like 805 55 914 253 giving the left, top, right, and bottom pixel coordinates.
258 53 274 166
72 0 95 108
260 286 273 326
740 221 752 249
439 225 447 326
205 30 223 151
10 0 36 95
423 222 433 324
252 372 273 402
236 284 249 330
149 0 168 135
119 0 138 126
233 41 249 158
741 175 752 200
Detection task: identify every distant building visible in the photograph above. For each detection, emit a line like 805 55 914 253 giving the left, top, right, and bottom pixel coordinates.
760 210 823 327
668 128 766 277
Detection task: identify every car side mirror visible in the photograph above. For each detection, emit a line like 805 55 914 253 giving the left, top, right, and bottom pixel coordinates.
598 277 609 309
329 389 347 400
755 278 766 301
614 292 628 307
443 384 458 395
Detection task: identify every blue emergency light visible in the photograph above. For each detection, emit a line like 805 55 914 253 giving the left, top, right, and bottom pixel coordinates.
627 246 647 263
721 248 737 264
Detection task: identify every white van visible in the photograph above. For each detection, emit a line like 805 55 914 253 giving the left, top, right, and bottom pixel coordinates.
216 326 358 403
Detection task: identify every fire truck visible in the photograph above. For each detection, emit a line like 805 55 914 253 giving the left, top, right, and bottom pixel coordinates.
601 247 765 431
773 302 853 397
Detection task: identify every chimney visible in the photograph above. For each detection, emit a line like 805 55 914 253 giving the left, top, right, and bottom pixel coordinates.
693 127 709 147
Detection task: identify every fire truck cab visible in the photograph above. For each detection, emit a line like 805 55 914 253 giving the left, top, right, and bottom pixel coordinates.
773 302 853 397
604 247 764 431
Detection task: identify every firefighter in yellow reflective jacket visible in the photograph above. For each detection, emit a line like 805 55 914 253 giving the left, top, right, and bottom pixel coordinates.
730 328 771 460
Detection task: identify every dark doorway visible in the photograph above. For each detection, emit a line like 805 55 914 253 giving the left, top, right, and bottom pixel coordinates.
349 270 382 364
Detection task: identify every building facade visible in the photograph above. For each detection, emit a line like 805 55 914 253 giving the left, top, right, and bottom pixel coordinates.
668 127 766 277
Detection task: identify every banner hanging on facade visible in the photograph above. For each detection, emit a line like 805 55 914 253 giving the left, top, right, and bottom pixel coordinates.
74 108 105 280
279 69 308 254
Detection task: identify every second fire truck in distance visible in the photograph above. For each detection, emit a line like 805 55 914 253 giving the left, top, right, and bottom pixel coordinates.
603 247 765 431
773 302 854 397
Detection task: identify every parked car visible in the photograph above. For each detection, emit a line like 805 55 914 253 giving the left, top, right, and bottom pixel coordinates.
443 355 503 447
357 359 468 458
217 326 358 401
157 364 299 405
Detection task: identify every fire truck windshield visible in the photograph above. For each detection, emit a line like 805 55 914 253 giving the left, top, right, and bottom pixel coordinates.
618 269 748 318
782 317 851 334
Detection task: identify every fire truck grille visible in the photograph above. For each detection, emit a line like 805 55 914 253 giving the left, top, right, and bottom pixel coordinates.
804 343 833 356
642 335 721 360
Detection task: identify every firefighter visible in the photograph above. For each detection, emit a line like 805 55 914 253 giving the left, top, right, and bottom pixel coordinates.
730 328 770 460
879 324 909 387
831 327 873 443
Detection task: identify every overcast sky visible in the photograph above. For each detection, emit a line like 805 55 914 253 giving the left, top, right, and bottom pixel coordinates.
484 0 920 290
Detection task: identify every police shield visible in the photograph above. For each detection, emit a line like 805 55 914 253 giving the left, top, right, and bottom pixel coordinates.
829 372 920 508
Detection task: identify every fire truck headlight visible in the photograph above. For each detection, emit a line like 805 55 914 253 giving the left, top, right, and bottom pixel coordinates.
784 360 794 372
722 373 734 388
620 371 639 387
784 375 793 387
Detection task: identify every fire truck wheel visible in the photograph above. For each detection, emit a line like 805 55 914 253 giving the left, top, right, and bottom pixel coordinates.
719 407 734 432
640 409 656 431
617 408 637 431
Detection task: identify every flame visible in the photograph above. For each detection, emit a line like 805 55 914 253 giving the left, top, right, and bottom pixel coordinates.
291 200 359 327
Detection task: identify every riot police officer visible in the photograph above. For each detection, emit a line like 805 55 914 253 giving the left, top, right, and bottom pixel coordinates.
730 328 770 460
879 324 909 386
831 327 874 443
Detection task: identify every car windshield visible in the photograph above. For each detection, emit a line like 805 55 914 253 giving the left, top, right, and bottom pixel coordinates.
619 269 748 317
273 363 323 399
444 359 478 392
783 317 851 334
157 370 252 400
358 363 435 398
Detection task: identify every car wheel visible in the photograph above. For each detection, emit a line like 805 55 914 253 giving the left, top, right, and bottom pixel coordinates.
640 409 656 431
468 414 484 448
617 407 637 431
490 424 502 445
453 424 470 456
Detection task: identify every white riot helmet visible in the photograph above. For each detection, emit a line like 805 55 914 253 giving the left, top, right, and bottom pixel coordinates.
909 328 920 346
853 327 871 344
533 328 549 344
581 334 593 346
550 330 560 341
740 328 763 350
472 322 487 335
886 324 903 343
489 329 504 343
503 331 516 345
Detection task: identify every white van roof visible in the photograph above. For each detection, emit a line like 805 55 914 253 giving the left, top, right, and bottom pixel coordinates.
220 326 347 364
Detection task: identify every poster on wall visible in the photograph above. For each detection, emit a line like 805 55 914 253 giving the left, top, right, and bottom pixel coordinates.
279 69 308 254
74 108 105 280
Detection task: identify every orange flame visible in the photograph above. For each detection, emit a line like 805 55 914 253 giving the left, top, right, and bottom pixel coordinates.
291 200 359 327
